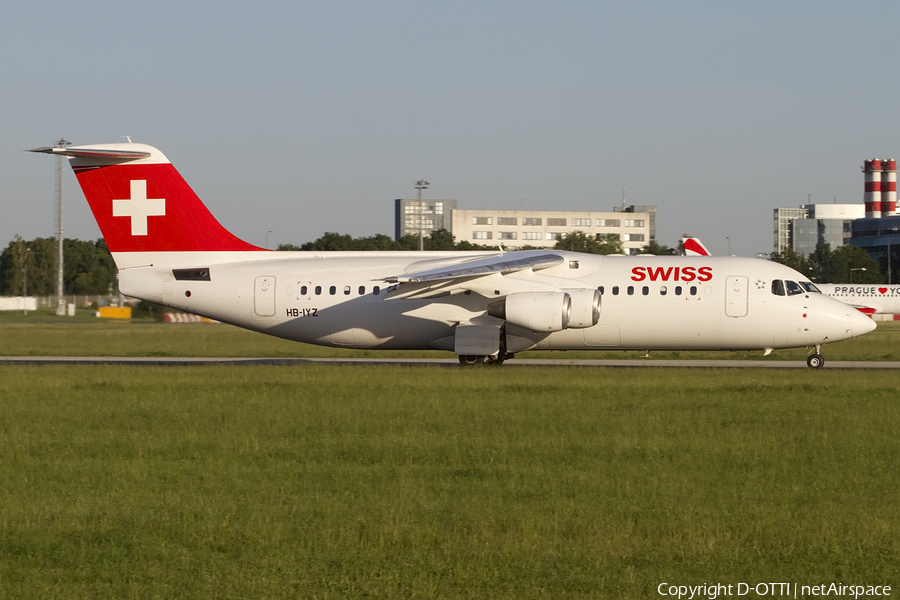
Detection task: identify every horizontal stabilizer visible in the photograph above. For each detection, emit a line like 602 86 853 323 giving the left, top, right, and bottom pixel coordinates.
28 146 152 161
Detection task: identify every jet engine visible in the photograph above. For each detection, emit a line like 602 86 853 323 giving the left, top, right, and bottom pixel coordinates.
487 292 571 332
564 288 601 328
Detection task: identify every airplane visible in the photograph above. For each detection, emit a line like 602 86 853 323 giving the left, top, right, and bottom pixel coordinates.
814 284 900 317
30 142 877 368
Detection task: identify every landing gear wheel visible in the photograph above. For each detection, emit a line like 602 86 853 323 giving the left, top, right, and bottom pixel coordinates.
459 355 485 366
486 352 514 366
806 354 825 369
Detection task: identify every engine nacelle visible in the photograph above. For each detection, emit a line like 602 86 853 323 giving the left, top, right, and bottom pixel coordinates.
564 288 601 328
488 292 571 332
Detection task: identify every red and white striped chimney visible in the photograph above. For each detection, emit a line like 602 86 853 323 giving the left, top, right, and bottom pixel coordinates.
864 159 882 218
882 159 896 217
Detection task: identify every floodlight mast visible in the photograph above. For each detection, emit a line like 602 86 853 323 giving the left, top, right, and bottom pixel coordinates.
415 179 429 251
54 137 71 315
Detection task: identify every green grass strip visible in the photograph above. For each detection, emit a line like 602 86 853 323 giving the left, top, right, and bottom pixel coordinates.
0 365 897 598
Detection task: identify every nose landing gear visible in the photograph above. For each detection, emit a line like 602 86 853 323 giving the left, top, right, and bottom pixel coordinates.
806 344 825 369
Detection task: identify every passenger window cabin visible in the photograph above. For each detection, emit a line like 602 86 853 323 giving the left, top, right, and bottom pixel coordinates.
299 284 382 298
599 284 702 297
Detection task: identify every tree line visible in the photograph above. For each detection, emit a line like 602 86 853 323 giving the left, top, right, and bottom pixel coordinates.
769 242 890 284
284 229 636 255
0 236 116 297
278 230 495 251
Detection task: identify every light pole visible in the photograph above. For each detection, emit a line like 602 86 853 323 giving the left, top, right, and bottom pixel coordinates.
726 237 731 256
266 230 272 250
54 137 71 316
414 179 429 251
850 267 866 284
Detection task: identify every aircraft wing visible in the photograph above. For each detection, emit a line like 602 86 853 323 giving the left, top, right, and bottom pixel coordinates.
381 253 564 284
380 252 567 300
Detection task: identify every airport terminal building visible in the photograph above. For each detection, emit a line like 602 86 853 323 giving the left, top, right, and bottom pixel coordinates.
773 204 864 255
395 198 655 254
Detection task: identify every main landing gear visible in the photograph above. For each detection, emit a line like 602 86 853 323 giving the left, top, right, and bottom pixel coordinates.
457 323 514 366
458 352 515 366
458 355 484 366
806 344 825 369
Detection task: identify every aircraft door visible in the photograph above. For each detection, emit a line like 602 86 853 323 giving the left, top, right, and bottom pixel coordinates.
254 276 276 317
725 275 748 317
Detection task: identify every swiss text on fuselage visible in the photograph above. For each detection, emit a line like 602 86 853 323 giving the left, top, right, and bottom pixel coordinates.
631 266 713 283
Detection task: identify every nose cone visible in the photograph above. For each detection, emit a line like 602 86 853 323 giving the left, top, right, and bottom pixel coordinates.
849 308 877 337
813 296 878 343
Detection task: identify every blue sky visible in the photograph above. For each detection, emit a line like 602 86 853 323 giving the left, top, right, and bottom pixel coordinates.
3 1 898 256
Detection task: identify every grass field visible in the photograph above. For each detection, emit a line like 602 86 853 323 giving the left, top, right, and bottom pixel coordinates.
2 309 900 361
0 319 898 598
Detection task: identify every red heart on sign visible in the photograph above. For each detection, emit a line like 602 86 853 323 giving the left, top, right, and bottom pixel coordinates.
879 287 888 294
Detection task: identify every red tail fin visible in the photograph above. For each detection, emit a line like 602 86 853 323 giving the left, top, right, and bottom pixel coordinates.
682 237 711 256
30 143 263 254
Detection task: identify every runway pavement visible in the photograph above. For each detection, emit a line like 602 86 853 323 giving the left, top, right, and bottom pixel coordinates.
1 356 899 368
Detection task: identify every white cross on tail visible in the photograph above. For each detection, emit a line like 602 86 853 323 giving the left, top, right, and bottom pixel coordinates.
112 180 165 236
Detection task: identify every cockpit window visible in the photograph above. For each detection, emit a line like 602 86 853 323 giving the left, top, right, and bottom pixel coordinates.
800 281 821 293
771 280 785 296
786 280 804 296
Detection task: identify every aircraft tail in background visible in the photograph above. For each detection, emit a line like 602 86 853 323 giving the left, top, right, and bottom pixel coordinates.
682 237 711 256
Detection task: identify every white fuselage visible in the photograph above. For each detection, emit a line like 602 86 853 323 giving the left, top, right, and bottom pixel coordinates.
817 283 900 315
117 251 874 353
